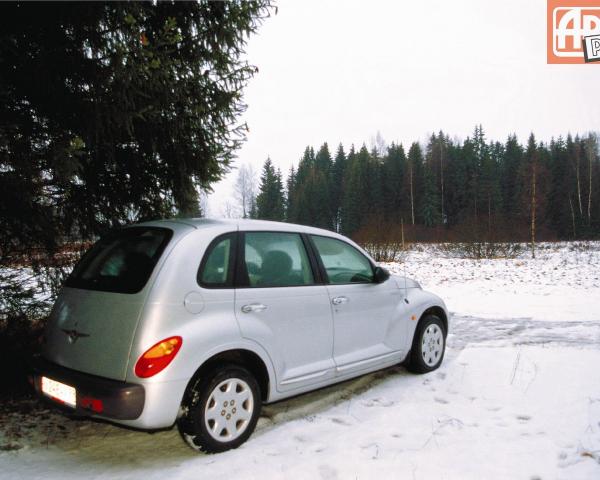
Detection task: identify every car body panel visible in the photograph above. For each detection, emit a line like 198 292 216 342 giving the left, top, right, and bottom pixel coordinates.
326 280 406 371
235 284 336 392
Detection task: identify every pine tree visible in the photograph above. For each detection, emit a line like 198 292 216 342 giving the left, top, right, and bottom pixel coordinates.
523 134 540 255
547 137 572 238
382 143 406 222
420 164 439 227
500 135 524 220
406 143 424 225
256 158 285 221
0 2 274 244
341 145 371 235
443 141 468 226
482 141 503 238
313 143 334 229
331 144 347 231
285 166 296 222
0 1 274 322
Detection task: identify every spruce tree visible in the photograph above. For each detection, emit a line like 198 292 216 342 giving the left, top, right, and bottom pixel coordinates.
331 144 347 231
0 1 273 322
382 143 406 222
420 165 439 227
406 143 424 225
256 158 285 221
285 166 296 222
500 135 524 220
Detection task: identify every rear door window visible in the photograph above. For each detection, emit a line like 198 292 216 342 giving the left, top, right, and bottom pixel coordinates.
65 227 173 294
240 232 315 287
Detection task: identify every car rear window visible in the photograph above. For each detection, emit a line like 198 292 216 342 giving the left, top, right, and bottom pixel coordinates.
65 227 173 294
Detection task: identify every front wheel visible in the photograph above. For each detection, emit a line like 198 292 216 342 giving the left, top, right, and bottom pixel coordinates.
178 365 261 453
406 314 446 373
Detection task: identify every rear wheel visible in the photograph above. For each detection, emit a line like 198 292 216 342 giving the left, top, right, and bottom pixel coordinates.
178 365 261 453
406 314 446 373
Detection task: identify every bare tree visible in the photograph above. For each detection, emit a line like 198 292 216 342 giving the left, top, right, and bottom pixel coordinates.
234 164 257 218
222 200 239 219
198 190 209 217
370 131 387 158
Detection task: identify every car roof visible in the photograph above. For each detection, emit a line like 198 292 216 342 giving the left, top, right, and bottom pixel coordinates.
132 218 375 262
136 217 341 237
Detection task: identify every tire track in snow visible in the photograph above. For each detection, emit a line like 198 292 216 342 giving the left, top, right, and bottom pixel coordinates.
448 315 600 350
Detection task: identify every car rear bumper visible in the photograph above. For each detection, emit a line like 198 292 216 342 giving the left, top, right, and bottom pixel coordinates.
30 356 145 421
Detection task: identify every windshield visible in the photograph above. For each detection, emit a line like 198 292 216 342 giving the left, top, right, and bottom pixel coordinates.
65 227 173 294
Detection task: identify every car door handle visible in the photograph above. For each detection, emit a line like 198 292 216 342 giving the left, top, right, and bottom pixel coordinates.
332 296 349 305
241 303 268 314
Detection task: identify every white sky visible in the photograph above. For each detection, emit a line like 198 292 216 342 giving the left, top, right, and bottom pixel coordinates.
207 0 600 216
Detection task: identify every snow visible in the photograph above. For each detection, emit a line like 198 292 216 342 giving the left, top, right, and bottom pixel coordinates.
2 242 600 479
385 242 600 323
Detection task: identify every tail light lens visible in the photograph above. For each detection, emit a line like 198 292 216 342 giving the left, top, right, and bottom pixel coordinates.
134 336 182 378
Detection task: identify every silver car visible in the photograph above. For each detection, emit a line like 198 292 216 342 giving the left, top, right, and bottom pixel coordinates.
32 218 448 453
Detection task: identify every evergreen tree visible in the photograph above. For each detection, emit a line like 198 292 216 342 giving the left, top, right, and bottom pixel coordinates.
256 158 285 221
331 144 347 231
285 166 296 221
366 146 385 220
500 135 524 219
382 143 406 222
313 143 334 228
0 1 273 322
547 137 572 238
420 164 439 227
481 140 503 237
406 143 424 225
0 1 274 247
444 141 469 226
341 145 371 235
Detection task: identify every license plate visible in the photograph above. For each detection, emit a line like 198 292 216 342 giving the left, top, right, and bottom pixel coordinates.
41 376 76 408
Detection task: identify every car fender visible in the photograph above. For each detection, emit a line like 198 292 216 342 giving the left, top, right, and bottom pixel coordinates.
403 288 449 352
182 338 279 401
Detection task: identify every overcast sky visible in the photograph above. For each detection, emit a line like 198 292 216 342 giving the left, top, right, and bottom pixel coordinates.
207 0 599 216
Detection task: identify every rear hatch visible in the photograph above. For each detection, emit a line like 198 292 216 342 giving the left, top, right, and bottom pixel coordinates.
43 227 173 381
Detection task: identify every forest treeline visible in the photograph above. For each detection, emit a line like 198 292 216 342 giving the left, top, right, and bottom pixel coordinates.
247 126 599 243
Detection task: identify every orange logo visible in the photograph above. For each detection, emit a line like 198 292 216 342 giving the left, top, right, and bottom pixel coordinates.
547 0 600 63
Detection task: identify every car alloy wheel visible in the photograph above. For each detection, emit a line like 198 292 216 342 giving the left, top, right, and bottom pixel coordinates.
204 378 254 442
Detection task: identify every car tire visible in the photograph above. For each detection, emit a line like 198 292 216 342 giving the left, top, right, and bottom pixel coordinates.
178 364 261 453
406 314 446 374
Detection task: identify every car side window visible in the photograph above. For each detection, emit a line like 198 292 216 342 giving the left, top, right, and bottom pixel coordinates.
242 232 314 287
198 233 235 288
310 235 374 284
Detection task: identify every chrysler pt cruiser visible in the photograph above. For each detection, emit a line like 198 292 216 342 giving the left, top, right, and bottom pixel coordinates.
32 218 448 453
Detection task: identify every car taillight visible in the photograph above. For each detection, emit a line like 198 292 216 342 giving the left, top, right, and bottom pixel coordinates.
134 336 182 378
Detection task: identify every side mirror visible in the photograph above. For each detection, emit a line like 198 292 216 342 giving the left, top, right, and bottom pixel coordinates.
374 266 390 283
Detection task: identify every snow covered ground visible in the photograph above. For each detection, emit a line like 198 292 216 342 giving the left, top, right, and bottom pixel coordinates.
2 242 600 480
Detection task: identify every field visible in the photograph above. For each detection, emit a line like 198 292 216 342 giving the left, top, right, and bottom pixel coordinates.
1 242 599 480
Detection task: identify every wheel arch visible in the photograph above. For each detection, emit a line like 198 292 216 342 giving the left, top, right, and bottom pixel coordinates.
187 348 271 402
420 305 448 337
